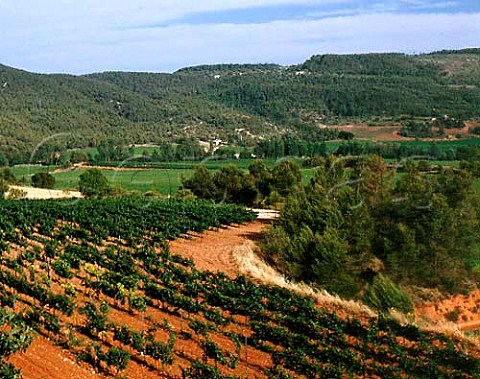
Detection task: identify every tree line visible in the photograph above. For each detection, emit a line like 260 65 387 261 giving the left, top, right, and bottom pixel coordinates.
182 160 302 207
261 156 480 312
256 136 480 161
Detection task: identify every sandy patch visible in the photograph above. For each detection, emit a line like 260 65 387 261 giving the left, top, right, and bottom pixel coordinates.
7 185 83 200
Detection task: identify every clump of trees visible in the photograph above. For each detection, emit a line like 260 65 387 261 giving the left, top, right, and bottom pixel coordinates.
399 121 434 138
91 138 207 165
182 160 302 206
0 152 7 167
257 134 480 162
433 116 465 129
399 117 466 138
254 135 330 159
262 155 480 312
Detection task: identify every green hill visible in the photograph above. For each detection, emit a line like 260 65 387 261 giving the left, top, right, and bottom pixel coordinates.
1 49 480 162
0 66 273 164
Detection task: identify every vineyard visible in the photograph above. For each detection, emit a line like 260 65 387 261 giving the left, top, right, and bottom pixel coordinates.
1 198 480 378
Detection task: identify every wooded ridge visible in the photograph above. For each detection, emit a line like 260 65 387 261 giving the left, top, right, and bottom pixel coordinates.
1 49 479 162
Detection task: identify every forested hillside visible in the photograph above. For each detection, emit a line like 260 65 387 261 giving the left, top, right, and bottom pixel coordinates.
1 49 480 162
261 156 480 314
0 65 270 163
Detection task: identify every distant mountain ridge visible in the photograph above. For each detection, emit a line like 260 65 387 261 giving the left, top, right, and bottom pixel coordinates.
1 49 480 162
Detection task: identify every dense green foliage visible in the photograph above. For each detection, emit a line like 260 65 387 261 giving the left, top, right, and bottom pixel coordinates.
0 309 33 379
1 49 480 163
31 172 55 189
263 156 480 311
0 168 16 199
194 52 480 125
306 139 480 162
399 121 435 138
182 160 302 206
78 169 111 197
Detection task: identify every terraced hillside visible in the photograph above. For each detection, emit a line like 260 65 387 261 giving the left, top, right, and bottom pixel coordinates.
1 198 480 378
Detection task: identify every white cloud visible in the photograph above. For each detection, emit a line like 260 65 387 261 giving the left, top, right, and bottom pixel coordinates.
0 0 349 29
0 1 478 73
399 0 458 10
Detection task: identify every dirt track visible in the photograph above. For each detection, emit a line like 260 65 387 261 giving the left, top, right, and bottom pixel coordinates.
169 220 268 277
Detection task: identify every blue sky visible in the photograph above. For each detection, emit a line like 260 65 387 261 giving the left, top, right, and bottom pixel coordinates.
0 0 479 74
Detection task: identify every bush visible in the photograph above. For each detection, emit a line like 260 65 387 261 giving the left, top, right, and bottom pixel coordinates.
105 346 130 374
0 169 16 199
31 172 55 189
470 126 480 135
363 274 413 314
399 121 434 138
78 169 111 197
80 302 108 336
53 259 72 279
0 361 22 379
0 168 16 184
182 359 237 379
338 130 355 140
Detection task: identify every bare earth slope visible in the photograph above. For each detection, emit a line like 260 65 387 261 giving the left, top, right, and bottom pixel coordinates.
168 220 267 278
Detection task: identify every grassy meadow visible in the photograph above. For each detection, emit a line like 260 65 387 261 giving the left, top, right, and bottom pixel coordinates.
10 158 288 194
11 166 190 194
10 155 479 196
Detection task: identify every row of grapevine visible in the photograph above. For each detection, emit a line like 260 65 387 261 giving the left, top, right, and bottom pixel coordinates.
1 197 480 378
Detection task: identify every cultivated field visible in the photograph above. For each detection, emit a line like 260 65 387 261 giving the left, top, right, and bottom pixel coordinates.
2 198 480 378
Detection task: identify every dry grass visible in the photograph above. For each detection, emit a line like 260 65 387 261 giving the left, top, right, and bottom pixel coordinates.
232 240 377 319
232 239 480 351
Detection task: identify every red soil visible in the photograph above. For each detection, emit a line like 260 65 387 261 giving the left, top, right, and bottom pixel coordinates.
9 337 102 379
8 220 271 379
168 220 267 278
336 124 408 141
9 217 480 378
416 289 480 331
335 123 475 141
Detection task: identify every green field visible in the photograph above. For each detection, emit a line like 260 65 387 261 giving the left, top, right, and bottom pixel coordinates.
56 159 301 194
9 165 58 177
10 159 479 196
54 168 190 194
10 159 292 194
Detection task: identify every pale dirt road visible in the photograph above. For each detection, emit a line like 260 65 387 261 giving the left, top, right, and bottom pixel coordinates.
7 185 83 200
